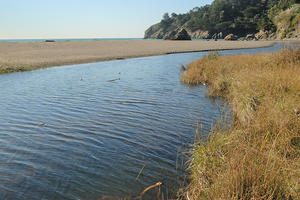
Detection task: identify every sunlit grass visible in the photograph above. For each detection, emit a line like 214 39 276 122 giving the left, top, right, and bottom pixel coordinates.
0 64 38 74
180 49 300 199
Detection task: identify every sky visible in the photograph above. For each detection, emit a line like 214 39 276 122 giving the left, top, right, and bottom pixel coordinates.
0 0 214 39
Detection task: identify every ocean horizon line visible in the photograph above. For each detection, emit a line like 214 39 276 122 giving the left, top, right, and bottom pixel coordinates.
0 38 149 42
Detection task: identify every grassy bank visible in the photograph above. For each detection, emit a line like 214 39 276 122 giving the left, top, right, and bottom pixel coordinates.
181 49 300 199
0 64 39 74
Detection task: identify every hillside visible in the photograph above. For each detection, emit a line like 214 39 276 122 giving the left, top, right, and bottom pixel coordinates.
273 4 300 38
144 0 300 40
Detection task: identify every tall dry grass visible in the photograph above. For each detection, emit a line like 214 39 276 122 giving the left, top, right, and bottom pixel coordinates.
180 49 300 200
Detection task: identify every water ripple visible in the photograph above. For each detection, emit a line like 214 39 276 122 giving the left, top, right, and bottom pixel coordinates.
0 44 285 200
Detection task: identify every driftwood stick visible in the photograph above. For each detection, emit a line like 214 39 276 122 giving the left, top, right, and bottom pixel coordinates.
107 78 120 82
135 182 163 199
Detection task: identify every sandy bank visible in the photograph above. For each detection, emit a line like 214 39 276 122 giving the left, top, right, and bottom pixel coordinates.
0 40 278 73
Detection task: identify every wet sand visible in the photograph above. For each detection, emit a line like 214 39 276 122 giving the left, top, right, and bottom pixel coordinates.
0 40 276 73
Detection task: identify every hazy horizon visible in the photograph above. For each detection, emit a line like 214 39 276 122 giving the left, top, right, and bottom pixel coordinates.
0 0 214 39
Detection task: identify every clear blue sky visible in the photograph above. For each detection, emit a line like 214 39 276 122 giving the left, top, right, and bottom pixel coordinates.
0 0 214 39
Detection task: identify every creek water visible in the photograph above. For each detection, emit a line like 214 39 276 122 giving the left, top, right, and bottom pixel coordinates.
0 43 287 200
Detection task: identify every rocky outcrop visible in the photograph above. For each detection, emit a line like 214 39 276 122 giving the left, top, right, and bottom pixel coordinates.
144 21 210 40
150 29 166 39
218 32 223 39
255 30 269 40
163 30 177 40
246 34 255 40
224 34 238 40
144 4 300 40
211 32 224 40
174 29 192 40
272 4 300 39
163 29 191 40
144 1 300 41
188 30 210 39
144 23 167 39
212 33 217 40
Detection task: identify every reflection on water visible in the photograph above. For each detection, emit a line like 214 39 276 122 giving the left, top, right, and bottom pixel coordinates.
0 43 289 200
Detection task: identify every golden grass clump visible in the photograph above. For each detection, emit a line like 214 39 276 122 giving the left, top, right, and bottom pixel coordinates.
181 49 300 200
0 64 38 74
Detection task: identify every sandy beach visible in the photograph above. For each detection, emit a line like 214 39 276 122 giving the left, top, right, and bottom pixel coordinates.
0 40 277 73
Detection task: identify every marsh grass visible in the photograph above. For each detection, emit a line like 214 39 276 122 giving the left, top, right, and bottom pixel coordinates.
180 49 300 199
0 64 40 74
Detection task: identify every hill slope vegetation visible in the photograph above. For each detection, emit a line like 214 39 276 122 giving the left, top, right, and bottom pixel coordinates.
145 0 300 39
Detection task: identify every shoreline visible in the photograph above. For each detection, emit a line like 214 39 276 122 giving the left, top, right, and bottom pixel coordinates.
0 40 284 74
180 49 300 199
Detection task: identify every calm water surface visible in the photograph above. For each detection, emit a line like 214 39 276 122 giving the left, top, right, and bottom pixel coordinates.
0 38 144 42
0 43 288 200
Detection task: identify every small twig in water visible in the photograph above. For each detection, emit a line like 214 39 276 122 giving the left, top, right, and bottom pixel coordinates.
38 122 46 126
136 164 146 181
140 182 163 197
107 78 120 82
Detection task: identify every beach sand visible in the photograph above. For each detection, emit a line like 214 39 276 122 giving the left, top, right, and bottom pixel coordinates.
0 40 277 73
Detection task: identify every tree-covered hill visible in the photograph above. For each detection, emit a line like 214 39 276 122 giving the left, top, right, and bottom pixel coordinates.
145 0 300 39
